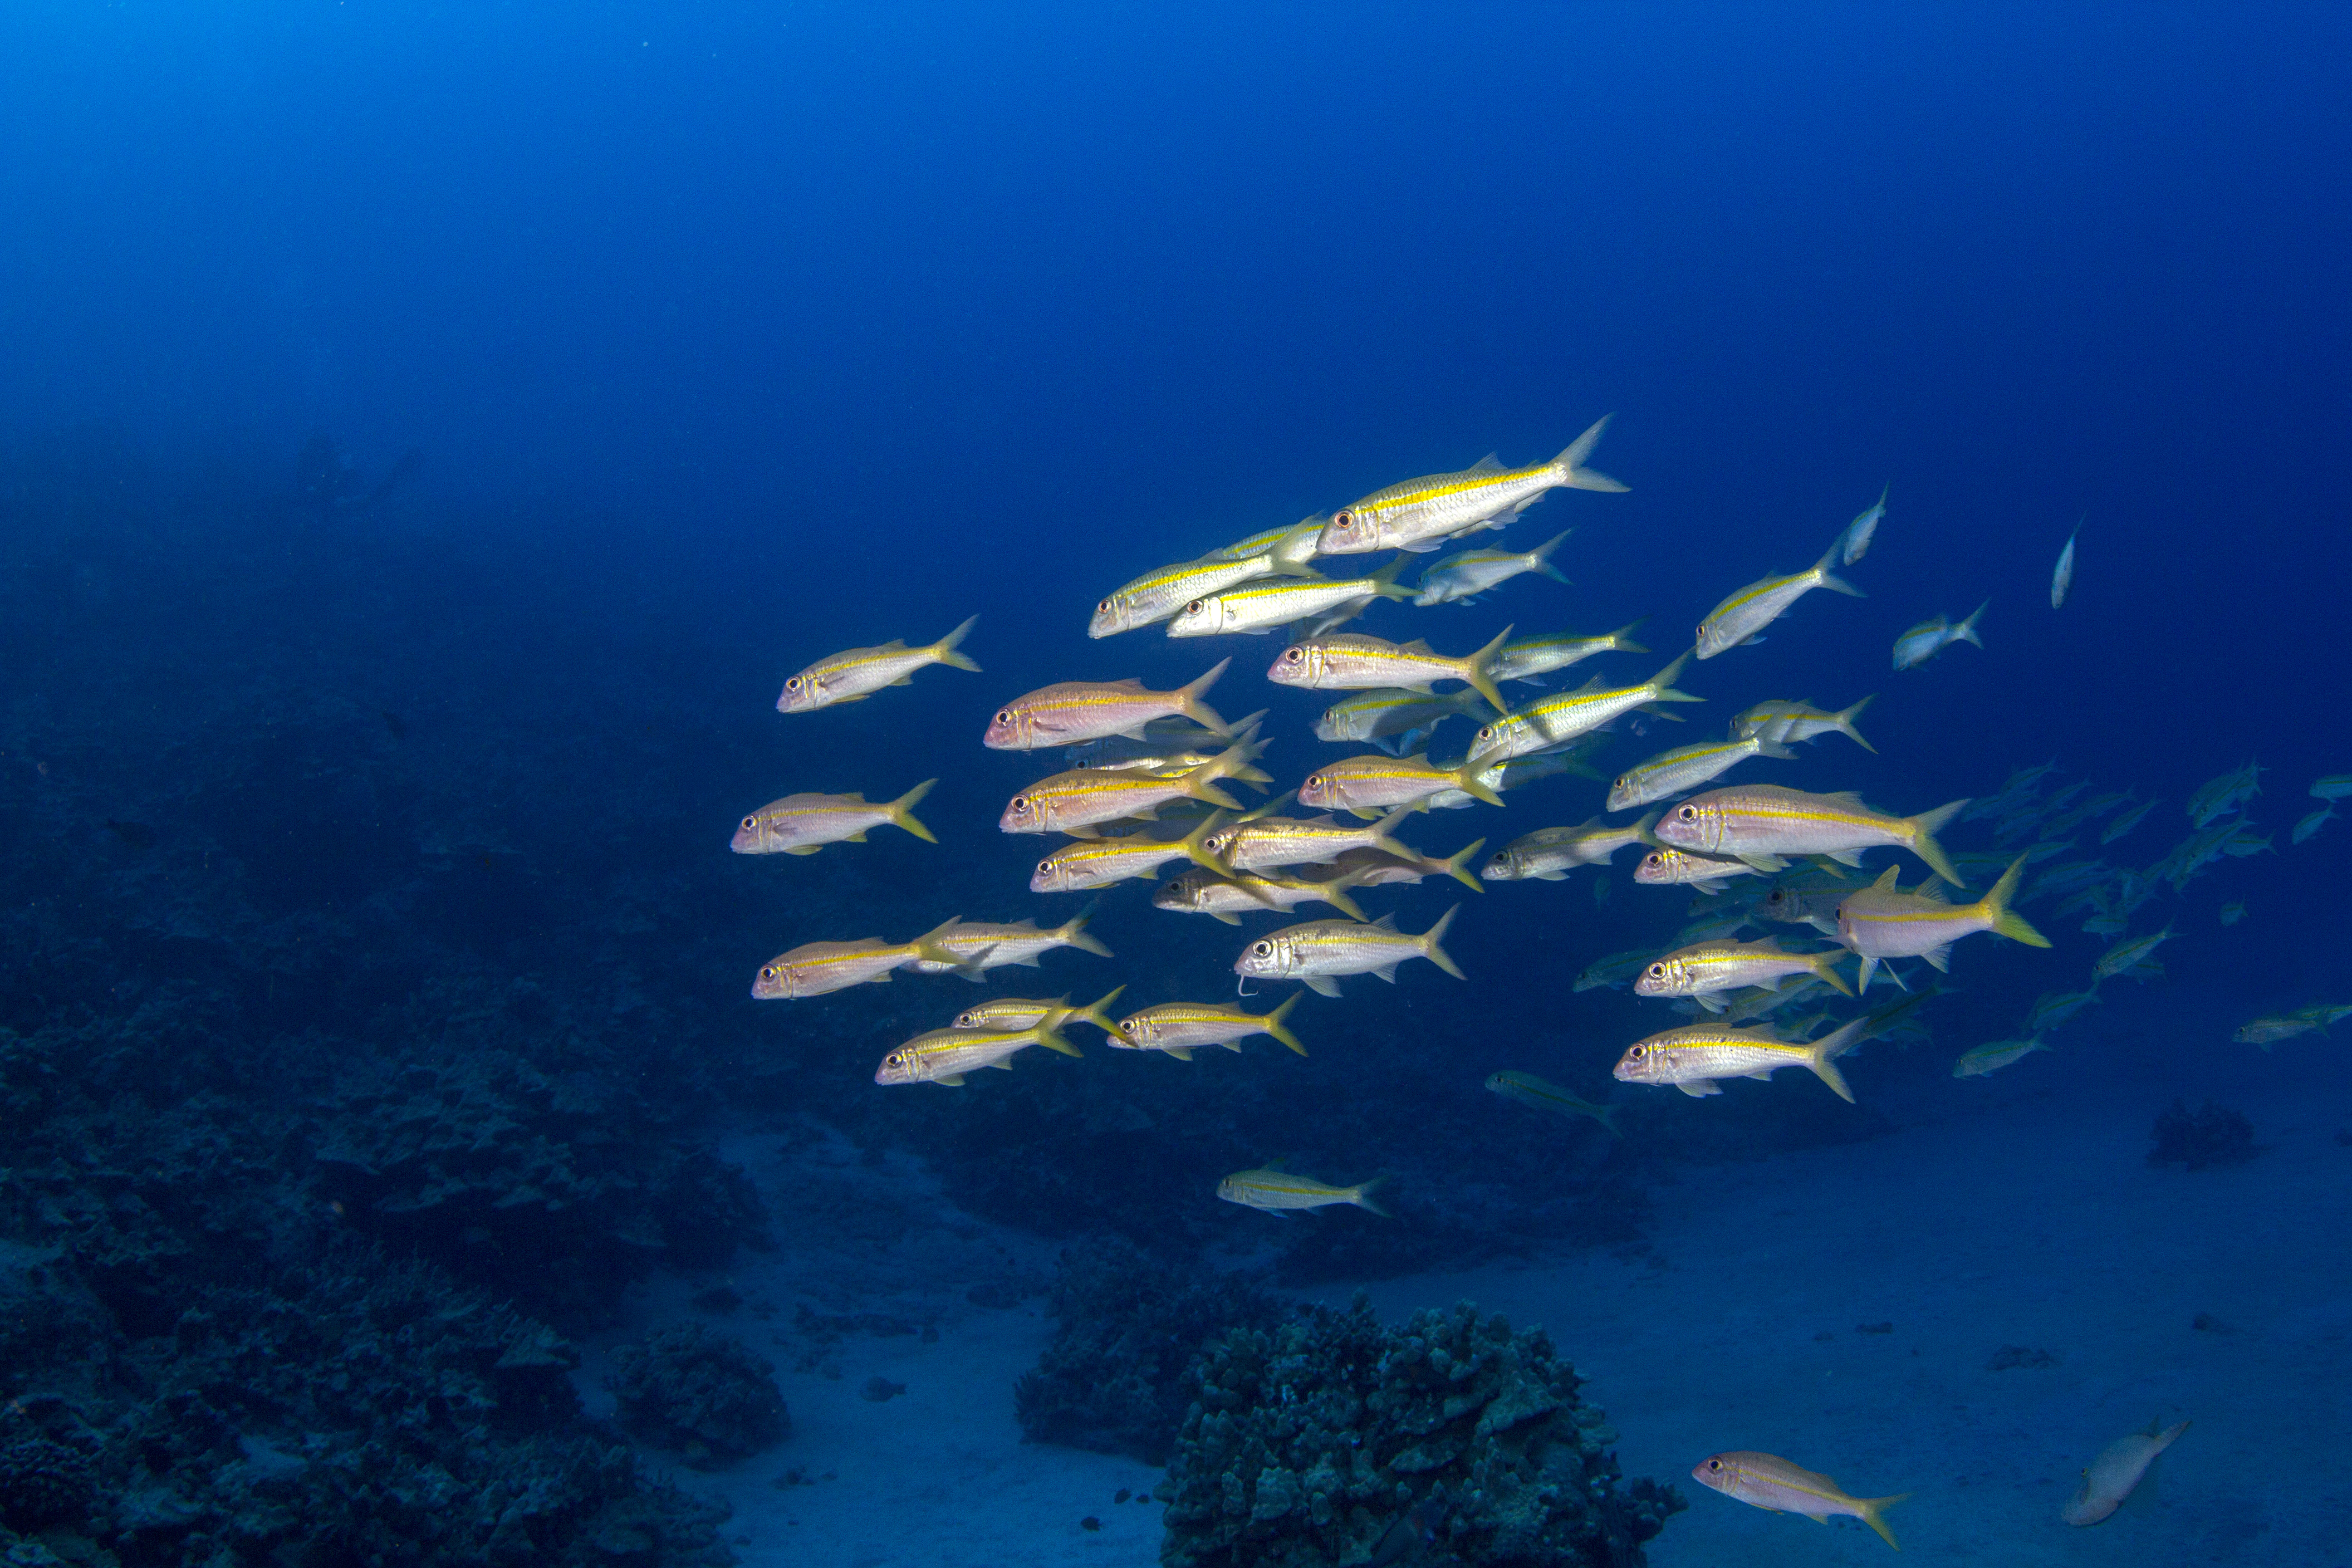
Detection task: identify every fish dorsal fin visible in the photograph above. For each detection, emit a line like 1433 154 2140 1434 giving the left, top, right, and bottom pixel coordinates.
1914 878 1952 903
1400 638 1433 654
1370 912 1399 929
1305 814 1338 827
1010 918 1040 930
1824 790 1870 811
1871 865 1901 890
1467 452 1505 473
1108 678 1145 691
877 639 908 650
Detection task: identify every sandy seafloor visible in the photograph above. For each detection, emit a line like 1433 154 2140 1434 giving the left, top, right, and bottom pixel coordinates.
575 1036 2351 1568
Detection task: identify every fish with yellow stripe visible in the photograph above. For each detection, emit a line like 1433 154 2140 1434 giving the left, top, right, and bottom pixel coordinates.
1216 1167 1388 1216
1113 992 1306 1059
1088 531 1321 638
751 917 975 999
1613 1016 1872 1102
1233 906 1463 996
1268 627 1514 716
906 909 1113 979
1833 855 2049 991
1316 416 1627 556
1029 811 1233 893
1633 938 1852 1009
1694 536 1866 660
999 730 1271 835
1490 623 1648 685
1151 865 1372 923
983 660 1234 749
1482 815 1658 882
1465 654 1702 767
1484 1070 1620 1135
778 616 981 712
1692 1451 1906 1551
1655 784 1971 888
874 1019 1084 1086
731 781 938 855
951 987 1127 1037
1296 752 1505 815
1202 804 1420 874
1167 560 1412 638
1412 529 1573 606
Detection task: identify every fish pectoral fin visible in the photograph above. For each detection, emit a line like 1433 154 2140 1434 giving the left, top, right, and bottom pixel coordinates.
888 675 914 686
1400 540 1444 553
844 831 869 842
1532 870 1569 881
1735 854 1790 873
1211 912 1242 926
783 845 824 856
1694 993 1729 1014
1303 976 1343 998
1922 943 1954 972
1675 1079 1722 1097
987 1059 1016 1070
935 1074 965 1086
1742 1069 1775 1080
1349 807 1381 820
1165 1046 1194 1061
1222 1041 1246 1052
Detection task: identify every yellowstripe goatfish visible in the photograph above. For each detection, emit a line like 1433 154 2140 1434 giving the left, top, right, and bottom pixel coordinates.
1731 695 1876 753
1233 906 1463 996
751 917 970 999
1088 528 1320 638
1695 537 1865 660
1297 752 1505 815
1466 654 1701 767
1268 627 1513 716
1484 1070 1620 1135
1952 1034 2051 1077
1491 623 1648 685
1330 842 1488 893
731 780 938 855
1892 601 1986 670
1655 785 1970 888
1167 560 1412 638
778 616 980 712
1317 416 1626 556
1633 938 1851 1008
1412 530 1572 606
1030 811 1232 893
1634 845 1765 893
1113 992 1306 1058
952 987 1126 1035
1613 1016 1872 1102
1216 1167 1388 1216
1152 865 1371 923
983 660 1233 749
1693 1451 1906 1551
907 910 1114 977
874 1020 1083 1087
1606 735 1795 813
1833 855 2048 992
1203 805 1420 874
999 731 1271 835
1312 687 1494 748
1483 815 1656 881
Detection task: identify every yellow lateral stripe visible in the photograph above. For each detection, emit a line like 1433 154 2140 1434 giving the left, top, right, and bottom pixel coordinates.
1368 467 1550 509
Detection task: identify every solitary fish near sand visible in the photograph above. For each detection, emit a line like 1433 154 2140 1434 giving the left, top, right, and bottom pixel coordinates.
2062 1418 2190 1525
1693 1451 1905 1551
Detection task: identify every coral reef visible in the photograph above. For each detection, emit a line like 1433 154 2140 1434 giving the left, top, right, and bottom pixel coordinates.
2148 1099 2256 1170
1015 1238 1288 1463
606 1323 790 1470
1157 1293 1684 1567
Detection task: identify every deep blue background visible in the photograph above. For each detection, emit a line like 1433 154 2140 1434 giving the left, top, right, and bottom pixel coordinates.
4 3 2348 1103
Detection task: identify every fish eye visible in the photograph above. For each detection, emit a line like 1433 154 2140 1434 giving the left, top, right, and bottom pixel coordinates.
1332 510 1354 528
1646 964 1665 978
1283 648 1305 663
1036 861 1052 874
784 676 801 689
1306 775 1324 789
1477 725 1494 738
1252 941 1273 957
1185 599 1206 614
741 816 757 830
997 710 1013 724
1614 777 1628 789
1678 805 1698 820
1628 1045 1646 1059
1119 1021 1136 1034
1011 796 1028 810
1642 853 1662 868
1706 1459 1723 1473
759 966 776 981
1097 599 1113 612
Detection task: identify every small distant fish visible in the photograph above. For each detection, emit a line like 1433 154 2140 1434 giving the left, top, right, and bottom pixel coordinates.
778 615 980 712
1168 562 1413 638
1204 806 1420 874
1232 907 1463 997
2093 924 2174 982
1412 529 1573 606
1466 653 1702 767
1731 695 1876 753
1634 845 1767 894
1483 814 1658 882
1268 628 1513 716
1114 993 1306 1059
2232 1012 2321 1048
1216 1167 1388 1216
2100 795 2160 844
1953 1034 2051 1078
1892 601 1986 670
1695 536 1867 660
1316 417 1625 557
1326 841 1487 893
1840 486 1888 565
2051 520 2080 609
2062 1418 2190 1526
1634 938 1851 1007
1693 1451 1905 1551
1489 623 1648 685
1606 734 1795 814
2218 901 2246 927
2312 774 2352 802
1758 874 1851 936
2187 760 2263 827
983 660 1233 749
2023 985 2103 1034
1573 947 1659 992
1613 1016 1871 1102
1656 785 1970 889
1425 739 1605 810
752 918 968 999
875 1019 1083 1087
731 781 938 855
1485 1071 1620 1135
2294 805 2336 845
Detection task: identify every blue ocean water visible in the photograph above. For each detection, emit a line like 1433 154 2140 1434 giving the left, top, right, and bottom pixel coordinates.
2 6 2348 1565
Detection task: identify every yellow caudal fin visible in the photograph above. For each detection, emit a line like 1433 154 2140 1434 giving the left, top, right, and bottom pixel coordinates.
1462 624 1515 716
1033 1025 1083 1059
1436 837 1487 893
1174 657 1234 736
1349 1175 1392 1218
1953 599 1988 649
1554 414 1628 492
1805 1017 1870 1104
1419 904 1466 980
1179 808 1235 873
1856 1492 1908 1551
1527 529 1574 584
1366 804 1423 863
1366 555 1416 602
1978 854 2051 947
1839 693 1879 753
888 778 939 843
1185 731 1270 811
1261 991 1308 1056
909 917 964 969
928 614 982 672
1070 985 1126 1035
1451 761 1506 808
1647 651 1704 705
1809 947 1856 997
1810 534 1868 599
1056 907 1115 958
1903 798 1971 889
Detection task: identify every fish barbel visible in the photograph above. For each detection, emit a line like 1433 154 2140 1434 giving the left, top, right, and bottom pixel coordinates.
983 659 1233 749
731 780 938 855
778 615 981 712
1316 416 1626 556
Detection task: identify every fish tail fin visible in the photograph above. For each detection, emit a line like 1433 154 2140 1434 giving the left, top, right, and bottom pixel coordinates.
1553 414 1629 492
1187 732 1268 810
1811 948 1856 997
1368 555 1416 601
1365 804 1424 865
1529 529 1574 582
1608 619 1651 654
1905 798 1972 889
1806 1017 1869 1103
1856 1493 1908 1551
1633 810 1665 847
929 614 982 672
1811 536 1867 597
1435 838 1487 892
1271 517 1325 574
1452 762 1506 808
1419 904 1466 979
1033 1025 1084 1059
1592 1102 1624 1138
1463 623 1515 715
1263 991 1309 1056
1648 651 1704 704
1955 599 1989 648
1979 854 2052 947
888 778 940 842
1179 807 1236 871
1839 693 1879 753
1175 658 1234 736
1350 1176 1392 1218
909 917 964 969
1072 984 1128 1035
1056 906 1115 958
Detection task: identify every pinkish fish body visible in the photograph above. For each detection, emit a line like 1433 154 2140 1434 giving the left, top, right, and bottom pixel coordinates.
1693 1451 1907 1550
982 659 1232 749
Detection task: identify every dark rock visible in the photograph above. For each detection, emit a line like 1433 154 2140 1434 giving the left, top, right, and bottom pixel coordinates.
859 1378 905 1403
2191 1312 2237 1334
1986 1345 2059 1370
1081 1516 1101 1531
2148 1099 2256 1170
606 1324 788 1470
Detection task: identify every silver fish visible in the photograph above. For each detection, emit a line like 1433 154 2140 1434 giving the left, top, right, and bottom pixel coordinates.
2051 520 2079 609
1695 537 1865 659
1316 418 1625 556
778 616 981 712
1412 530 1572 606
1892 601 1986 670
1232 907 1463 996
